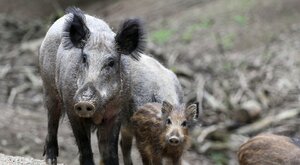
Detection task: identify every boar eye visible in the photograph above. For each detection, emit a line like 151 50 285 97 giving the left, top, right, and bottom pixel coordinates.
181 121 187 127
166 118 172 125
82 53 87 63
108 60 115 67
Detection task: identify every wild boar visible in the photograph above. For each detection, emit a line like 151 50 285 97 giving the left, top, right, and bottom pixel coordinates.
131 101 198 165
39 7 183 165
238 134 300 165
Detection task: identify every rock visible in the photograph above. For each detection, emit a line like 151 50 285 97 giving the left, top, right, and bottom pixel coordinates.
234 100 262 123
241 100 262 118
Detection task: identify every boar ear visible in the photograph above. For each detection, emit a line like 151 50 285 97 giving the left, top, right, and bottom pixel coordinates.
63 7 90 49
161 101 173 114
185 103 199 121
115 18 146 60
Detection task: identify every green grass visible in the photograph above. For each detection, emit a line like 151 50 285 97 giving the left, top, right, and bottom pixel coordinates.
223 61 233 72
182 18 214 42
209 151 228 165
182 25 198 42
233 15 247 26
170 66 177 72
150 29 173 44
221 33 235 50
199 18 214 29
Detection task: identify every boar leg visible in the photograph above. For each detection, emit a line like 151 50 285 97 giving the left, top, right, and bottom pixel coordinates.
68 115 94 165
136 144 162 165
43 93 61 165
136 142 151 165
120 126 133 165
151 154 163 165
97 117 121 165
172 157 182 165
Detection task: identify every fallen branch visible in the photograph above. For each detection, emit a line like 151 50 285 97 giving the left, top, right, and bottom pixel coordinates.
7 83 31 106
24 67 42 87
196 125 220 143
196 134 249 153
236 108 300 134
196 74 205 116
203 91 226 111
0 64 11 79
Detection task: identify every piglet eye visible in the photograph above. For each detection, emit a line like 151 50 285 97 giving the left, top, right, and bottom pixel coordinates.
181 121 187 127
166 118 172 125
108 60 115 67
82 54 87 63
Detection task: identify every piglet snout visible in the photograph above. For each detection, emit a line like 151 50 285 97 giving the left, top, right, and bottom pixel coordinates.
168 136 180 146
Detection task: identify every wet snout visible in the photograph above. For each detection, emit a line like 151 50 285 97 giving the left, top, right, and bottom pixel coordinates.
74 82 100 118
74 101 96 117
167 129 184 146
168 136 180 145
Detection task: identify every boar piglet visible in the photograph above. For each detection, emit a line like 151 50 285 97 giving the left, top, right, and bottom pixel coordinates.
238 134 300 165
131 101 199 165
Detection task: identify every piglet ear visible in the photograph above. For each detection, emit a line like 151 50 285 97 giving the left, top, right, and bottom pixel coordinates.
63 7 90 49
161 101 173 114
115 18 146 60
185 103 199 121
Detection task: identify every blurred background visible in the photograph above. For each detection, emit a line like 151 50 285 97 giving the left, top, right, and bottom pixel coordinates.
1 0 300 164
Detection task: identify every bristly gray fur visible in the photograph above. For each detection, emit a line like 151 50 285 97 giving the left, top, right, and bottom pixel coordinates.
62 7 90 49
39 7 183 165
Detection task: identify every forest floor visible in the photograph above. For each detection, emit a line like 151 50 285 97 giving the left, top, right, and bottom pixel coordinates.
1 0 300 164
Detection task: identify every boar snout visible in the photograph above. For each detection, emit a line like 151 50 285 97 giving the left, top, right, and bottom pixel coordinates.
74 101 95 117
166 129 183 146
168 136 180 145
74 82 100 117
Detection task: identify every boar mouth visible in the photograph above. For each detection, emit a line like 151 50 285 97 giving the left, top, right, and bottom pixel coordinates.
77 113 94 118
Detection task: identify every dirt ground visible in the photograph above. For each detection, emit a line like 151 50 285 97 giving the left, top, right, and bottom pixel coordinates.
1 0 300 164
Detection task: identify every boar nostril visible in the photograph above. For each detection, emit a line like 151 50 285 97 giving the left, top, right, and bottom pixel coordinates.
74 102 95 114
74 102 96 117
169 137 180 145
87 106 93 111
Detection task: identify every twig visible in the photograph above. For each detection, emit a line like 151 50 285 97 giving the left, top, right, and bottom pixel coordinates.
237 71 256 100
196 125 219 143
203 91 226 111
230 89 244 107
24 67 42 87
236 108 300 134
0 64 11 79
7 83 31 106
167 51 180 67
196 133 249 153
194 122 229 144
196 74 205 116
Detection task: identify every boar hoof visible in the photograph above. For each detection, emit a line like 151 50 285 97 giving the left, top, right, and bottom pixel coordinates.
44 142 58 165
46 158 57 165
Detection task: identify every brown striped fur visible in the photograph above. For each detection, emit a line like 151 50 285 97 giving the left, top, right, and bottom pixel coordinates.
131 101 198 165
238 134 300 165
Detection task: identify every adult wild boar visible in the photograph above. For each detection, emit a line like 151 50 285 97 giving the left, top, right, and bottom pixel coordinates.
39 7 183 165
